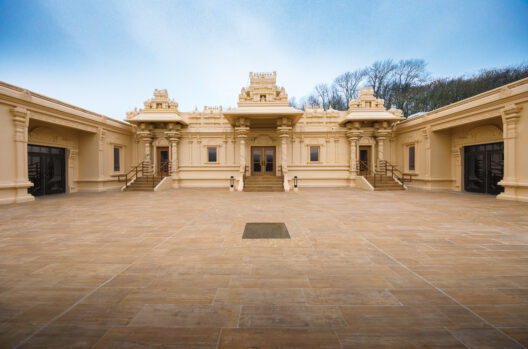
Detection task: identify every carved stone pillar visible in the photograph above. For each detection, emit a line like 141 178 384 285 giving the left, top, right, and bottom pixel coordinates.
235 126 249 173
498 104 522 201
375 129 390 169
346 127 362 179
453 148 461 191
97 128 106 180
278 126 292 175
9 107 34 202
166 130 181 181
137 131 152 164
422 126 431 179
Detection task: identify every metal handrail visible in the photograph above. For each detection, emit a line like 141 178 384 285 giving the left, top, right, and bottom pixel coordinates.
356 160 386 187
378 160 412 188
118 161 171 189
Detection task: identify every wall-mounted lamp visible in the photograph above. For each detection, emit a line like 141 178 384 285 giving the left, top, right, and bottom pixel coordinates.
230 176 234 188
294 176 298 188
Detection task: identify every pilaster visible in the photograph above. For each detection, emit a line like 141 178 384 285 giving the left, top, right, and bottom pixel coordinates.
498 104 523 201
9 107 34 203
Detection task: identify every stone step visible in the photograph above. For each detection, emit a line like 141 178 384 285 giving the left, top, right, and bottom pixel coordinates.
244 187 284 192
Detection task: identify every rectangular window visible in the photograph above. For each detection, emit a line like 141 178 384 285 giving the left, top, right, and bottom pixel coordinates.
408 145 415 171
113 147 120 172
310 146 319 162
208 147 217 163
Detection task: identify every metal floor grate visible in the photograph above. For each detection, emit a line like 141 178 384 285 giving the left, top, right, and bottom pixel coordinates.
242 222 290 239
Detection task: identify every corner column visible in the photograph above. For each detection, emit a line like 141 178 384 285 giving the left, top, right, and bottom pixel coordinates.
166 129 181 187
498 104 522 201
375 128 390 169
346 125 362 181
137 130 152 167
10 107 34 203
235 123 249 191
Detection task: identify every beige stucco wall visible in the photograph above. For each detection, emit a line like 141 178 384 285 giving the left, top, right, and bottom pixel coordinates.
0 82 135 204
393 78 528 201
1 75 527 204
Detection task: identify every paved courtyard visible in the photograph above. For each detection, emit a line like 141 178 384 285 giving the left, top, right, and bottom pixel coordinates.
0 188 527 348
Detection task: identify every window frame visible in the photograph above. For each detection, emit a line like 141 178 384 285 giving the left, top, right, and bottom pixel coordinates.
207 146 218 163
408 144 416 172
113 146 121 172
309 146 320 162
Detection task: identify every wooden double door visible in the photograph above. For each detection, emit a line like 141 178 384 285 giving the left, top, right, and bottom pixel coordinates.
251 147 276 176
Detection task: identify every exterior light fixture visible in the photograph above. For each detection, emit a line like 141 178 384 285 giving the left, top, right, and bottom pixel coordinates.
230 176 234 188
294 176 298 188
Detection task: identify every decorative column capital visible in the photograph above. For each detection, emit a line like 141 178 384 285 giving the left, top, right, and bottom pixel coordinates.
278 126 292 138
235 126 249 139
137 130 152 141
165 130 181 142
10 107 29 142
502 104 522 121
502 104 522 139
346 129 362 141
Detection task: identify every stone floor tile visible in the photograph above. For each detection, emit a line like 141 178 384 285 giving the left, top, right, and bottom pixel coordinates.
304 288 400 305
228 276 311 288
336 328 466 348
390 288 458 305
214 288 306 305
93 327 221 349
501 328 528 347
449 328 525 348
469 304 528 327
218 328 341 349
131 304 240 327
54 303 142 327
120 287 217 305
446 288 520 305
238 305 347 328
18 325 107 349
339 305 452 331
1 188 527 347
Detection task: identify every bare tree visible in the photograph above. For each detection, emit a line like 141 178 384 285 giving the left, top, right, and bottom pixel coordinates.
333 69 365 106
314 83 330 110
365 59 397 97
289 96 298 108
328 86 346 110
393 59 429 88
306 94 320 107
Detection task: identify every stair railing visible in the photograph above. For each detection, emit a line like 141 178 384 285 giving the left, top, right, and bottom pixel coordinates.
378 160 412 189
356 160 384 187
118 161 171 189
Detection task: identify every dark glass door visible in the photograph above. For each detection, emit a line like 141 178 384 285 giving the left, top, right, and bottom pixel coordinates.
359 146 370 174
464 142 504 195
158 147 169 176
28 145 66 196
251 147 275 176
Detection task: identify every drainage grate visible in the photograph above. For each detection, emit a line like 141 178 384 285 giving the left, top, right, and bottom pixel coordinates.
242 222 290 239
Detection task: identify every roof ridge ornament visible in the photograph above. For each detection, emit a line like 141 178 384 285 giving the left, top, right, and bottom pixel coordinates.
238 71 289 107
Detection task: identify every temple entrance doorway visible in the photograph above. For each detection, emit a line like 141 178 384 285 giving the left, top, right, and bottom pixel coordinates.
464 142 504 195
157 147 169 176
251 147 276 176
27 145 66 196
358 146 372 175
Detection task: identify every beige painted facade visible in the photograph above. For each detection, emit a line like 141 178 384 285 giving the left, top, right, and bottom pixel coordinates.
1 73 527 204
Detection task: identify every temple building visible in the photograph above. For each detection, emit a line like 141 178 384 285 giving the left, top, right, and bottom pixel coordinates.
1 72 527 203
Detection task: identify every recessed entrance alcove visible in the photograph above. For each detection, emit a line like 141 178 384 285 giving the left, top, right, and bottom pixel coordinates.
242 222 290 239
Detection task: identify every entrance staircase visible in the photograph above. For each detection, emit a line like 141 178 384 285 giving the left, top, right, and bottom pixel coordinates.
358 160 412 191
244 176 284 192
118 161 171 192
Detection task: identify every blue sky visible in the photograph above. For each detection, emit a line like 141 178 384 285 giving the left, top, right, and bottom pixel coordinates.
1 0 527 119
